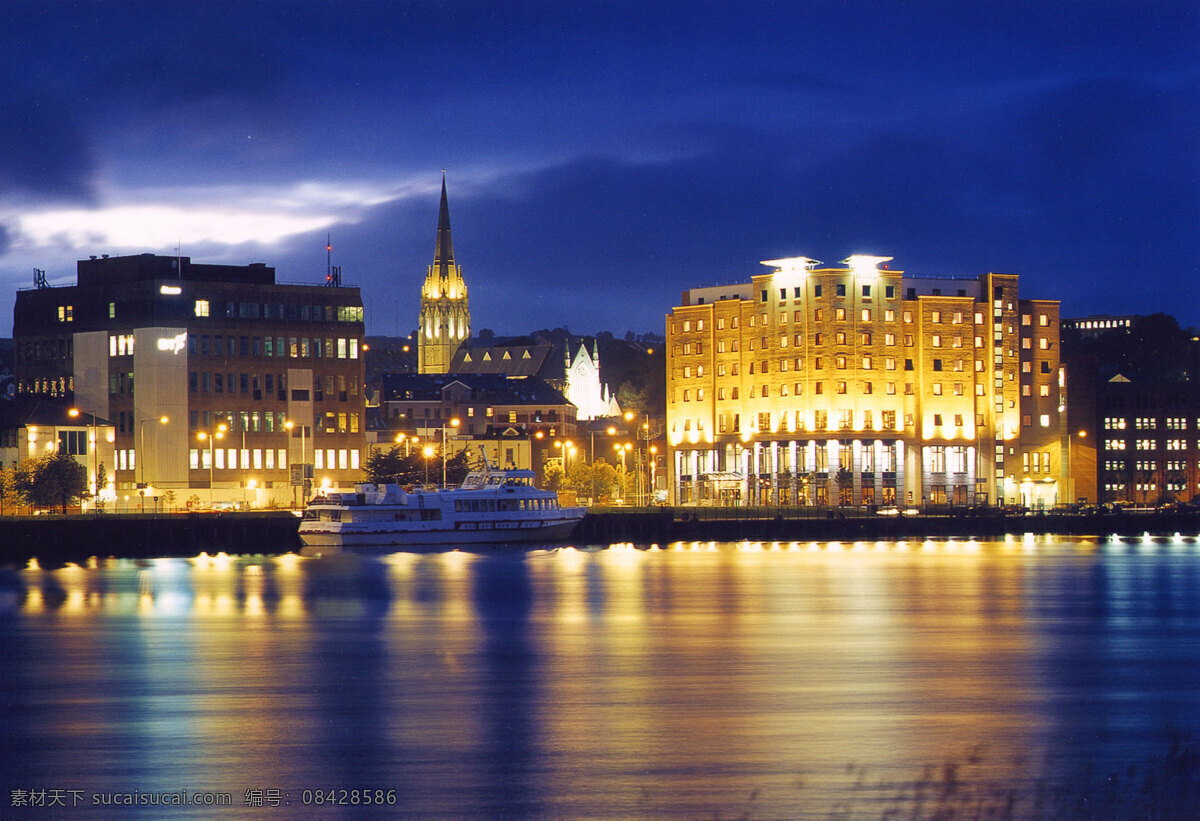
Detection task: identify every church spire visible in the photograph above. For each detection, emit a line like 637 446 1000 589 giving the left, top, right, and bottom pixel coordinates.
418 173 471 374
433 172 455 275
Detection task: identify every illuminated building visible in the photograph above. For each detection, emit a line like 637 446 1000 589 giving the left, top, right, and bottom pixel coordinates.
13 254 366 506
666 255 1064 508
449 333 620 420
418 175 471 373
378 372 576 480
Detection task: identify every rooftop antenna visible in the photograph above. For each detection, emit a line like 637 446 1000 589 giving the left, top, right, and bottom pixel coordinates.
34 268 48 289
324 234 342 287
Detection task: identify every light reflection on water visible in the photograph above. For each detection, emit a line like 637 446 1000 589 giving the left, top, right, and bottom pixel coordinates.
2 538 1200 818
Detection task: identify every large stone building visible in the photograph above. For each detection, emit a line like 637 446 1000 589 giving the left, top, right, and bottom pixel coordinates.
13 253 366 507
666 255 1064 508
418 176 471 374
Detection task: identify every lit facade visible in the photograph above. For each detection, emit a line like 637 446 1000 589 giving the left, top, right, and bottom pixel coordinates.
14 254 366 506
666 256 1065 508
418 176 471 374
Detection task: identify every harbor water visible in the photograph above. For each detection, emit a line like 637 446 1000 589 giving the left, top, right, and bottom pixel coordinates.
3 535 1200 818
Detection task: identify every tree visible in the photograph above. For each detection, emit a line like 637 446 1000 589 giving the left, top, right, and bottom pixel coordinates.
15 452 88 513
364 446 408 484
0 466 19 515
616 381 647 416
445 449 473 486
542 462 565 492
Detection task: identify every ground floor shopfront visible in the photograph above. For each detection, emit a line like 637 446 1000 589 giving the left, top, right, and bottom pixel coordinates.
671 439 1062 510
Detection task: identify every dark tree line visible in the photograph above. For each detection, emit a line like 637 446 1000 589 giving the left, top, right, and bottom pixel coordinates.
363 446 473 487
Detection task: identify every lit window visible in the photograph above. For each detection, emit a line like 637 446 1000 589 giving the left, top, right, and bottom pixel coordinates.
194 300 210 317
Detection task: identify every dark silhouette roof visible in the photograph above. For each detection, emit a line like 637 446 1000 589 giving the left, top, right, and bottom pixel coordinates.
380 372 571 406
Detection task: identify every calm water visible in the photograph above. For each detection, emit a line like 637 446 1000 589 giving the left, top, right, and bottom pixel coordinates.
3 536 1200 819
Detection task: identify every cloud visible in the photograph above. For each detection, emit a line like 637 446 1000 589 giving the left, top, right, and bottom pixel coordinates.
0 90 97 202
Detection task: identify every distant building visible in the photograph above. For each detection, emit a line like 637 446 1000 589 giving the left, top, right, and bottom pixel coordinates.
1062 315 1133 338
418 176 471 374
377 372 577 479
1093 375 1200 505
13 253 366 506
0 403 116 507
449 333 620 420
666 255 1064 508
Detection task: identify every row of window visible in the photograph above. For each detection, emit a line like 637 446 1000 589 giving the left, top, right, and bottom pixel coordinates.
677 310 1052 334
1105 417 1196 431
191 300 363 323
1103 460 1197 472
1105 439 1197 451
187 372 359 400
187 447 361 472
680 380 980 400
186 334 360 360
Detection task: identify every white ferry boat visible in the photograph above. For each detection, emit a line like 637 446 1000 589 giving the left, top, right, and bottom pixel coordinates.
298 463 586 548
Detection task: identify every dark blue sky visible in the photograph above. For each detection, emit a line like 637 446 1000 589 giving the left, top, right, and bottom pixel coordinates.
1 0 1196 337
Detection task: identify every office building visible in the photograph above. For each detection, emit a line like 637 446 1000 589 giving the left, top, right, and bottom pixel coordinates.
13 253 366 506
666 255 1064 508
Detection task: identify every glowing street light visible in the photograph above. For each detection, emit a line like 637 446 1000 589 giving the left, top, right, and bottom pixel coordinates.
138 415 169 491
422 444 435 485
442 418 460 488
197 424 226 508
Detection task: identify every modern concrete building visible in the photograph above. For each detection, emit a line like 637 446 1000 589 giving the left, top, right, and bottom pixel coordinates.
666 255 1064 508
14 253 366 507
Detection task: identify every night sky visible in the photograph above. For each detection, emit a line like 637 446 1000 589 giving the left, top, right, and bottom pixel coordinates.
1 0 1196 337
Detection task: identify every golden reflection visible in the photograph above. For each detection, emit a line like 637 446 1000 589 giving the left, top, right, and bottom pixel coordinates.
25 587 44 612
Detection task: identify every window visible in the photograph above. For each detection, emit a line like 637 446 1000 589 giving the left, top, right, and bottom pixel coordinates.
836 284 846 297
835 308 846 321
194 300 210 317
931 311 941 323
932 383 942 396
861 309 871 322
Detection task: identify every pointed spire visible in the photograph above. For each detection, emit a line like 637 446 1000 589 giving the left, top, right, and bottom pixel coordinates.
433 172 455 276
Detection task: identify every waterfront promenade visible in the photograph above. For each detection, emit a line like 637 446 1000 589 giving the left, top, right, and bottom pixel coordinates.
3 507 1200 566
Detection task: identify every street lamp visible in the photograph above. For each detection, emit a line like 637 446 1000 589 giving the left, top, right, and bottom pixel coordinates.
138 415 169 490
197 425 226 508
285 419 309 502
614 441 632 502
68 407 98 501
649 445 658 504
442 417 460 488
422 444 435 485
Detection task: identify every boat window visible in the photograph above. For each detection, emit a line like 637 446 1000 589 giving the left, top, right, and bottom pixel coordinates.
454 501 462 512
419 509 441 521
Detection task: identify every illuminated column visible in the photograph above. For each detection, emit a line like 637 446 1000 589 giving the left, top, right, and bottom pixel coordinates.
772 439 782 504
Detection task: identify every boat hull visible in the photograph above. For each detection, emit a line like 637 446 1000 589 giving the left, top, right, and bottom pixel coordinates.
298 512 585 548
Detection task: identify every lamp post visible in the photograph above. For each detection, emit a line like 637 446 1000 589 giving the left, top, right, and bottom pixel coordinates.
285 419 309 503
614 442 632 502
422 444 435 485
138 415 169 491
649 445 658 504
68 408 98 502
442 418 460 488
197 425 226 508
